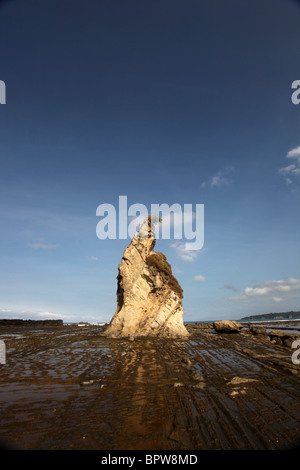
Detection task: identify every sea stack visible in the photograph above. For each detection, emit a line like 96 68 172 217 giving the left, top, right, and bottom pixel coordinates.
103 217 189 338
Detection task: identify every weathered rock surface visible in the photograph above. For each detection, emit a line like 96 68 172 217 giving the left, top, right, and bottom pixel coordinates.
1 323 300 449
249 326 267 339
213 320 243 333
268 329 300 348
103 218 189 338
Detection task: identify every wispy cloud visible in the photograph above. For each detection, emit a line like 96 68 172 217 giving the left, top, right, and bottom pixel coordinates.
0 307 71 321
279 146 300 184
86 256 100 261
171 242 202 262
36 311 64 319
173 266 182 274
273 297 284 303
230 277 300 301
287 146 300 161
201 166 235 189
27 238 58 250
194 275 206 282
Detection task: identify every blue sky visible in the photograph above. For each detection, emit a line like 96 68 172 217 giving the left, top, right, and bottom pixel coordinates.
0 0 300 323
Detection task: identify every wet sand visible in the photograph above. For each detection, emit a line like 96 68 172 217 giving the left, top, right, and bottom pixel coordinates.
0 323 300 450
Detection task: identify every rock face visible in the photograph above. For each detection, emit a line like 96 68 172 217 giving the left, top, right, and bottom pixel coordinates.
249 326 267 339
103 218 189 339
268 330 300 348
213 320 243 333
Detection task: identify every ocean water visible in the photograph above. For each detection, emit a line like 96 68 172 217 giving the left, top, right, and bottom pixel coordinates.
184 320 216 324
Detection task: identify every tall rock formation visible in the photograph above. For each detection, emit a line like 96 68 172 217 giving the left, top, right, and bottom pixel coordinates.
103 217 189 338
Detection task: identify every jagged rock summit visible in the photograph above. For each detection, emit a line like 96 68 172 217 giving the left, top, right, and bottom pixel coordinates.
103 217 189 339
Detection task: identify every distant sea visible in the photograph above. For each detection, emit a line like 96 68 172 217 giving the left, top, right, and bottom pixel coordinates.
184 320 218 324
185 317 300 324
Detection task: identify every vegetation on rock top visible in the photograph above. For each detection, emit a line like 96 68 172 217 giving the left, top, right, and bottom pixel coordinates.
146 252 183 299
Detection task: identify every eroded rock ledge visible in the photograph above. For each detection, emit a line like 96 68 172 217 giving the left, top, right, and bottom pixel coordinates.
0 319 63 327
103 217 189 339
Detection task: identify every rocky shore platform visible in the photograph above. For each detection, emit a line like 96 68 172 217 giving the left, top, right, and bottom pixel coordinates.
0 322 300 450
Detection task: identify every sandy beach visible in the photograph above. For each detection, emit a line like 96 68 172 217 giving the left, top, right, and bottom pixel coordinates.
0 322 299 450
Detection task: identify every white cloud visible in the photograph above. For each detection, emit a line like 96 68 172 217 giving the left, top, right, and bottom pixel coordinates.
279 164 298 175
287 146 300 162
244 278 300 297
230 278 300 301
86 256 100 261
201 166 235 189
194 275 206 282
0 307 72 321
36 311 64 319
27 238 58 249
279 164 300 177
171 242 202 262
279 146 300 184
273 297 284 302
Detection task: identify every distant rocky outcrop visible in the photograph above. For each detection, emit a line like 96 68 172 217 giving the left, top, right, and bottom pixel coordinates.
0 319 63 327
213 320 243 333
241 311 300 321
103 217 188 339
